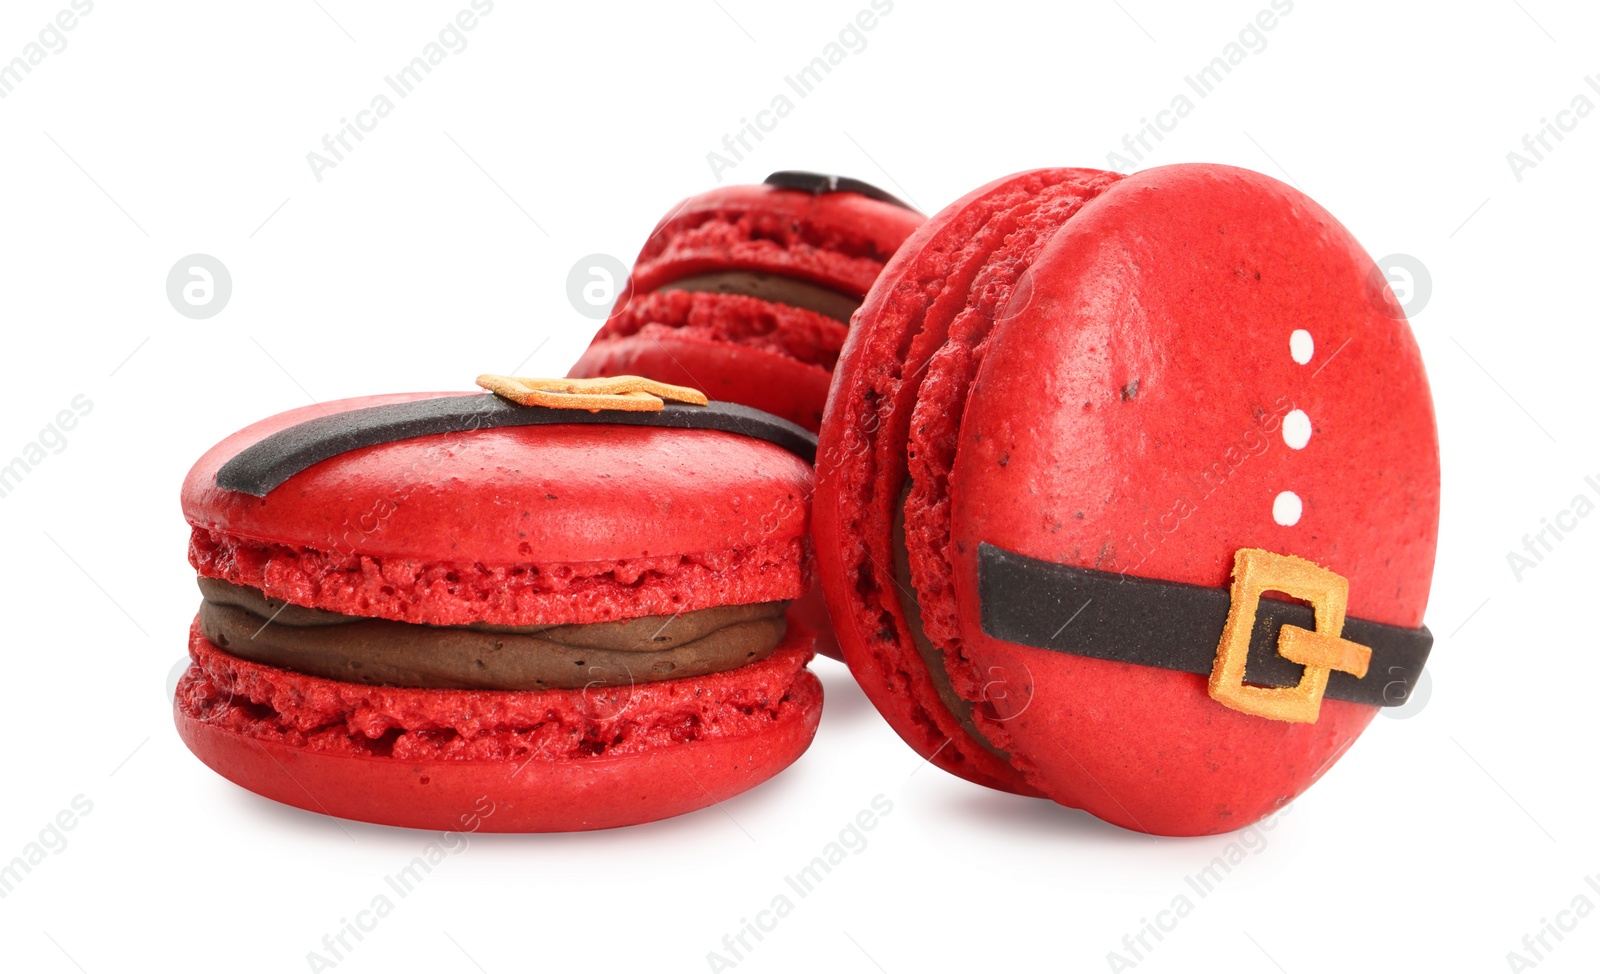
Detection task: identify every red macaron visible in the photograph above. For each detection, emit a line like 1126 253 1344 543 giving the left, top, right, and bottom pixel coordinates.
176 383 824 832
815 165 1439 835
570 171 925 433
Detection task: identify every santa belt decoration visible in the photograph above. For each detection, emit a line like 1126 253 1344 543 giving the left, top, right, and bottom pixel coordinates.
216 375 818 497
977 544 1433 724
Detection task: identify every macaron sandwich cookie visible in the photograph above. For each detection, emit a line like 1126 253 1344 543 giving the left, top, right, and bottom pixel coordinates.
814 164 1439 836
175 375 823 832
570 171 926 432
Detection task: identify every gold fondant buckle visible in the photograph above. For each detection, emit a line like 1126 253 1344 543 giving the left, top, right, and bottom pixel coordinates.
1208 548 1372 724
476 374 708 413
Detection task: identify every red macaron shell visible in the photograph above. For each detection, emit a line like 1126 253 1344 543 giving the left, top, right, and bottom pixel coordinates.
815 169 1122 796
569 322 836 432
944 165 1438 834
626 182 925 297
183 393 813 627
817 164 1439 835
176 617 822 831
587 289 850 370
571 182 925 438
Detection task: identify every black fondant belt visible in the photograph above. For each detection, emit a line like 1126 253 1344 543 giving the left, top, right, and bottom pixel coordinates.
216 394 817 497
977 543 1433 724
764 170 915 211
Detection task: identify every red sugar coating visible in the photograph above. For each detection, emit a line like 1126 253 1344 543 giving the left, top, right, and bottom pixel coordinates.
178 618 817 763
190 528 808 628
591 289 849 370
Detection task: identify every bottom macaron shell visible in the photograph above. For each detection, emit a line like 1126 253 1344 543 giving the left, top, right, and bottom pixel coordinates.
570 332 834 433
176 678 821 832
175 623 822 832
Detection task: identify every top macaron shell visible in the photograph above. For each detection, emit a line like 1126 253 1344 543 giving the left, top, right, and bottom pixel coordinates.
956 166 1438 833
626 182 926 297
183 392 814 628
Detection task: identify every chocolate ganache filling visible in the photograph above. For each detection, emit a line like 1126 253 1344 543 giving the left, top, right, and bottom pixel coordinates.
195 577 788 691
890 483 1011 761
659 271 862 323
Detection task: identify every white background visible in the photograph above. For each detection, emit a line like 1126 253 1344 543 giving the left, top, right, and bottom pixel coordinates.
1 1 1596 972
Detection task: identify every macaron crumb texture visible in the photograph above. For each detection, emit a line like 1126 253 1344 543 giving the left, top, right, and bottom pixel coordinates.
178 621 819 763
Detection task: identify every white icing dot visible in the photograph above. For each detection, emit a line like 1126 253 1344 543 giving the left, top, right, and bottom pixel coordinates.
1290 329 1314 365
1273 490 1303 526
1282 409 1312 449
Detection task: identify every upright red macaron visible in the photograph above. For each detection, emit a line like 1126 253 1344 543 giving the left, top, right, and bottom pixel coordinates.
570 172 925 432
175 381 823 832
815 165 1439 835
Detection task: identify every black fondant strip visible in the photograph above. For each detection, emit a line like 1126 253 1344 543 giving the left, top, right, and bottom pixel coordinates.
977 543 1433 709
764 170 916 212
216 395 818 497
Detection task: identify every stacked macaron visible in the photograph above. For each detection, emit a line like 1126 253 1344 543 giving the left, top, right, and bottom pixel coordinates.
175 381 823 832
570 171 925 432
814 164 1439 835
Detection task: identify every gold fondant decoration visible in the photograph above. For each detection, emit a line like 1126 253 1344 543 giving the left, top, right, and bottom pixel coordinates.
1208 548 1372 724
476 374 709 413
